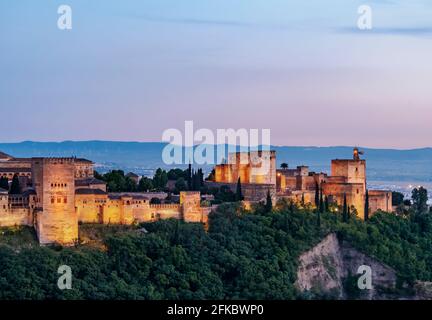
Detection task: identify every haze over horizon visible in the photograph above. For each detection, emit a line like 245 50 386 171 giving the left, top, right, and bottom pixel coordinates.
1 0 432 148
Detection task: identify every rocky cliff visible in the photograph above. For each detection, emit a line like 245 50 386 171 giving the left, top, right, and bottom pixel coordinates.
296 233 398 299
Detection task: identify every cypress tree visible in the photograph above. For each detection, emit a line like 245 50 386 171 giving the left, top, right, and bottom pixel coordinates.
342 193 348 223
265 190 272 212
9 174 21 195
317 210 321 228
324 195 329 212
364 189 370 221
187 163 192 190
319 188 324 213
301 193 305 207
314 182 320 208
235 177 243 201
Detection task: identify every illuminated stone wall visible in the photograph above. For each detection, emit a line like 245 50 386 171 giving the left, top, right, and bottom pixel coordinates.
369 190 392 214
322 182 365 219
214 151 276 185
32 158 78 245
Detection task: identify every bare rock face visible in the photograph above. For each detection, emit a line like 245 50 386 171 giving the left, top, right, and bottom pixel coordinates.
414 282 432 299
296 233 345 299
296 233 398 299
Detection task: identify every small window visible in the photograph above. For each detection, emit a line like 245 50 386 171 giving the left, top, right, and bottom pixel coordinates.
51 198 55 204
64 197 67 204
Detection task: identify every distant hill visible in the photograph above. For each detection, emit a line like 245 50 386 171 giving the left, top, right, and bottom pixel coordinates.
0 141 431 182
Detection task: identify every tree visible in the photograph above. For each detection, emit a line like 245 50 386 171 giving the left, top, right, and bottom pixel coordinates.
314 182 320 208
153 168 168 190
319 189 324 213
9 174 21 194
301 193 305 207
0 176 9 191
138 177 153 192
265 190 272 212
364 190 370 221
392 191 404 207
324 196 329 212
175 178 188 193
342 193 348 223
280 163 288 170
167 168 185 180
412 187 428 214
235 178 244 201
187 163 192 190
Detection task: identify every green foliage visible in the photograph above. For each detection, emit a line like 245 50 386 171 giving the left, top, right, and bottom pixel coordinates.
1 198 432 299
235 178 243 202
98 170 137 192
167 168 186 180
174 178 188 193
9 174 21 194
138 177 153 192
342 194 348 223
412 187 428 214
0 176 9 191
265 190 272 212
212 185 236 204
153 168 168 190
392 191 404 206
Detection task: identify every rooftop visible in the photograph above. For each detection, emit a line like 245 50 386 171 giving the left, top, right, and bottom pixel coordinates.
75 188 107 195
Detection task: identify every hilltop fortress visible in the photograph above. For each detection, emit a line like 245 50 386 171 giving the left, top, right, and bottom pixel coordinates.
0 148 392 245
207 148 392 219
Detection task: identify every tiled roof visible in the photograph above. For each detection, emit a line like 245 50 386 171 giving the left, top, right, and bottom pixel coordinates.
75 188 107 195
0 151 14 160
75 178 106 186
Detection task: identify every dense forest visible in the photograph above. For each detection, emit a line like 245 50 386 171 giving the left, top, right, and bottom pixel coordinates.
0 193 431 299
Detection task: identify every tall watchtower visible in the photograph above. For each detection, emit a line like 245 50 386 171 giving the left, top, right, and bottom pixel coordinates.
31 158 78 245
331 148 366 192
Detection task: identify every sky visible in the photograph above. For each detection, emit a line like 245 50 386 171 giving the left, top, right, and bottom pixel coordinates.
0 0 431 148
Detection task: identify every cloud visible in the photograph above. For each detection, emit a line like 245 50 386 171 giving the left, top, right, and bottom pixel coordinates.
124 14 292 30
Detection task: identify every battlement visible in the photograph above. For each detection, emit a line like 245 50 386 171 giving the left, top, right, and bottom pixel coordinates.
32 157 76 164
150 203 181 209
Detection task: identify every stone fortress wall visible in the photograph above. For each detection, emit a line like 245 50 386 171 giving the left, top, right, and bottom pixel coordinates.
0 151 210 245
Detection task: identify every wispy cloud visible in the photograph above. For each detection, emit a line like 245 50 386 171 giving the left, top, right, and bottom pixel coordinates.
124 14 292 30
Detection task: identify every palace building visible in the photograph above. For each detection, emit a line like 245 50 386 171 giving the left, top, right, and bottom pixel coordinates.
0 151 210 245
208 148 392 219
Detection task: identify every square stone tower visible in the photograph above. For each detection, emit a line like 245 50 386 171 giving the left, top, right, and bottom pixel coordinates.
180 191 203 223
31 158 78 245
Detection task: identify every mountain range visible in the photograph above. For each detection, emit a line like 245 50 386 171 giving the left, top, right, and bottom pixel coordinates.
0 141 431 184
